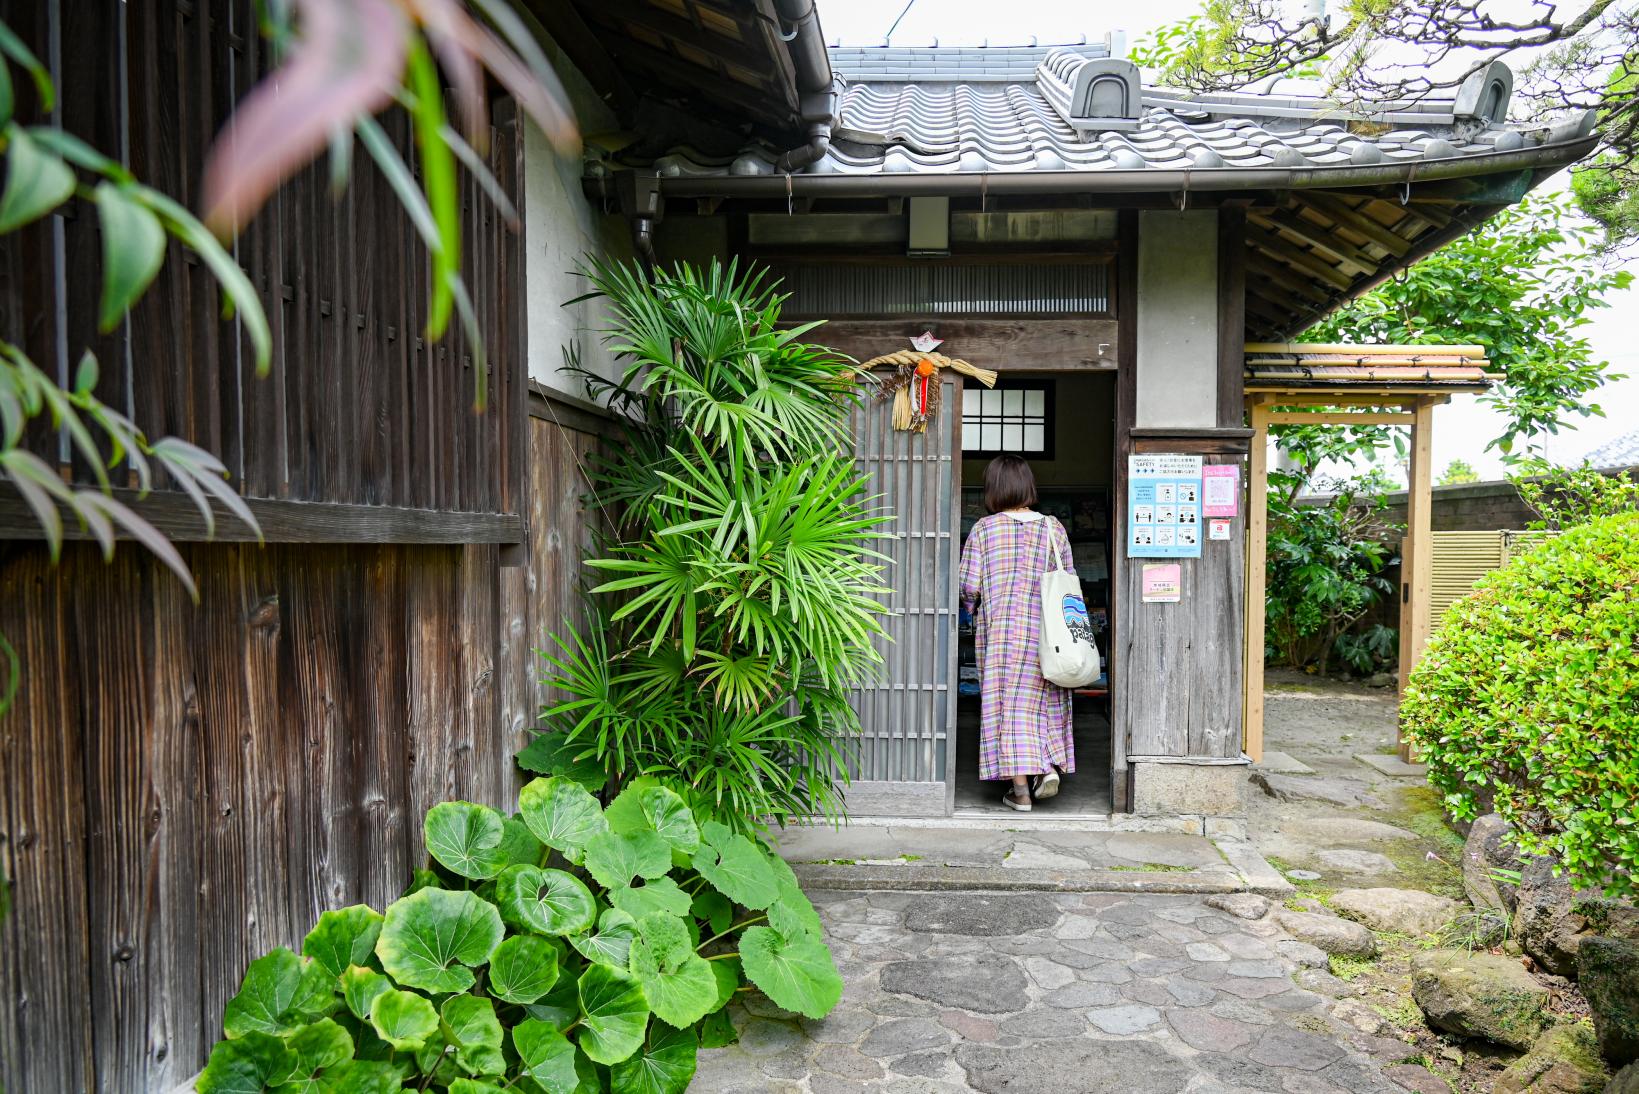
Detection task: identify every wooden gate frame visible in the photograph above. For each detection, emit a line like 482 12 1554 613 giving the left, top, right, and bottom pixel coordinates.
1241 344 1495 763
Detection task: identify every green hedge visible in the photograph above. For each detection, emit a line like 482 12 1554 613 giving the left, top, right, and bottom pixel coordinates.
1401 511 1639 897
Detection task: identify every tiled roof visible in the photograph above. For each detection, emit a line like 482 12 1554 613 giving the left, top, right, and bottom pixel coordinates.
1579 429 1639 469
639 45 1592 180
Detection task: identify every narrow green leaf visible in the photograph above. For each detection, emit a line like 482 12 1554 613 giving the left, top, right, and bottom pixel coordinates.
0 128 73 233
92 182 166 331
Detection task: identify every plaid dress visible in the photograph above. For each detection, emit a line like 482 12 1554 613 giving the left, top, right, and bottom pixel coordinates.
959 512 1076 781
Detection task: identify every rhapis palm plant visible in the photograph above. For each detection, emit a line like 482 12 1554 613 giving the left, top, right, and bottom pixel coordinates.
525 258 892 831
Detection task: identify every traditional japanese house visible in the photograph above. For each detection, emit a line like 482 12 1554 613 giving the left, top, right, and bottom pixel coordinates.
556 15 1599 821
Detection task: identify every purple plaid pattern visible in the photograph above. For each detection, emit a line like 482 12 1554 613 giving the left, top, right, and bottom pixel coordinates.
959 513 1076 781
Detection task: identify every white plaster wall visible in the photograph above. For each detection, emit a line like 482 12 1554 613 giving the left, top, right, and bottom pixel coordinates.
522 48 632 400
1134 210 1219 429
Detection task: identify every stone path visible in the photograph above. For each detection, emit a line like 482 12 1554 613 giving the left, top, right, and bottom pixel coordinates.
698 889 1417 1093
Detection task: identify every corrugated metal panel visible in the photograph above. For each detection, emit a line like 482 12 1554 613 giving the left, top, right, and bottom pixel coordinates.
781 263 1110 317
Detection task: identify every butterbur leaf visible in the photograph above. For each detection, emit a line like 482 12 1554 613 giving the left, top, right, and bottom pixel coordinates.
222 948 324 1038
606 876 692 920
523 971 580 1031
519 777 608 864
602 776 661 834
341 965 393 1021
516 733 605 791
628 916 718 1028
708 957 739 1013
610 1023 697 1094
691 891 733 938
512 1018 581 1093
375 887 503 994
766 881 823 942
0 129 74 233
303 904 384 978
447 1081 504 1094
576 962 650 1065
691 828 777 911
487 934 560 1004
370 989 439 1051
315 1058 403 1093
496 864 596 936
738 926 843 1020
196 1031 290 1094
273 1018 353 1086
441 995 504 1076
584 830 671 890
634 913 690 968
638 786 699 855
402 868 440 897
498 815 544 868
92 182 166 331
571 907 639 968
424 801 511 879
697 1007 738 1049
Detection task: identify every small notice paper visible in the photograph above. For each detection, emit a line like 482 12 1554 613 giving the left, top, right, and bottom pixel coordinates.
1141 563 1182 603
1203 464 1239 518
1209 517 1232 541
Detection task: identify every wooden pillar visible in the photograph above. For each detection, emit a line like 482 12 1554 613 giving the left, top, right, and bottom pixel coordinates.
1397 397 1435 760
1243 398 1270 762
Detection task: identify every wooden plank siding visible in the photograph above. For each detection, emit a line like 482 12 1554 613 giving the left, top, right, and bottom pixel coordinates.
0 410 604 1091
0 0 524 534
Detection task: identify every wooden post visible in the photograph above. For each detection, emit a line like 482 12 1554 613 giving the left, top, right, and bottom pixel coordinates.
1397 397 1435 761
1243 399 1270 762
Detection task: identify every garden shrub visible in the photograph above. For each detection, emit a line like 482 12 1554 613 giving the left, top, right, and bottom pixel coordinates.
1401 511 1639 898
196 777 840 1092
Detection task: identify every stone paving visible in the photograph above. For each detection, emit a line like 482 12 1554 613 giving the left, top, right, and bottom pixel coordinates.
697 889 1417 1093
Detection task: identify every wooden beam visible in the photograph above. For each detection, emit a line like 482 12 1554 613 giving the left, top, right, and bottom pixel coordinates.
1295 192 1413 257
520 0 638 115
1397 397 1436 761
1246 341 1488 357
1246 229 1355 292
578 0 769 73
1245 255 1334 304
1248 209 1381 277
1264 411 1414 425
814 319 1121 371
1244 402 1270 763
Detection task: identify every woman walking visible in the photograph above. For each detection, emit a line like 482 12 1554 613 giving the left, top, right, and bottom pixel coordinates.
959 455 1076 811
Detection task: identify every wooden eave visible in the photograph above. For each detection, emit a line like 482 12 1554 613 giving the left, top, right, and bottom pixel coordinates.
1244 342 1494 398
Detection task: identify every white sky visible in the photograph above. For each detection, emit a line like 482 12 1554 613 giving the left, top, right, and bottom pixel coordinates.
817 0 1639 481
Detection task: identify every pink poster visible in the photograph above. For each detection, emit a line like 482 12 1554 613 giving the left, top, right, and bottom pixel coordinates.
1203 464 1239 518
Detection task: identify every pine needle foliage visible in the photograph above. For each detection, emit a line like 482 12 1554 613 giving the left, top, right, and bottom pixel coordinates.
527 259 893 832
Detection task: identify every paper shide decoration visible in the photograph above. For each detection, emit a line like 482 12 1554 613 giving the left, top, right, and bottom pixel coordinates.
865 332 998 433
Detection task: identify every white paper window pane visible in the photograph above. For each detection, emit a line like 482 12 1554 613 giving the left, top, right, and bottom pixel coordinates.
982 423 1002 450
981 389 1002 415
963 388 980 415
1024 388 1046 416
1024 424 1045 451
1003 423 1023 451
1003 389 1023 414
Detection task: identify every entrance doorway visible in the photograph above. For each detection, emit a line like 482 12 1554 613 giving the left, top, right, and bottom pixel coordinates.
954 372 1116 815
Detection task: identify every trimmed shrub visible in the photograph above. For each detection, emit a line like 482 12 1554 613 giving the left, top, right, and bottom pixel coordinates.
1401 511 1639 898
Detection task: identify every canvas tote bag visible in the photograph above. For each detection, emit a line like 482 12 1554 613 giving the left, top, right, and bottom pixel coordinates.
1038 522 1101 688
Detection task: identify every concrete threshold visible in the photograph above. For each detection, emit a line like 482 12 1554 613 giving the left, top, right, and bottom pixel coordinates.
792 862 1255 894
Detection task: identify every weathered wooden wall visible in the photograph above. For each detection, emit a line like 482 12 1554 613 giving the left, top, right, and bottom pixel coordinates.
0 410 602 1092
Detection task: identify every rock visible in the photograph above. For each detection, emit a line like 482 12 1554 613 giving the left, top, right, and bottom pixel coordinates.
1247 1027 1349 1071
1609 1062 1639 1093
1368 672 1395 688
1275 938 1330 968
1166 1008 1258 1052
1251 770 1382 808
956 1038 1194 1094
1206 892 1272 920
1291 896 1329 914
881 954 1025 1014
1516 860 1639 978
1318 850 1401 875
1299 817 1420 843
903 893 1061 936
1385 1063 1453 1094
1495 1022 1610 1093
1463 814 1525 913
1274 909 1379 958
860 1018 951 1057
1579 937 1639 1068
1086 1004 1162 1034
1332 888 1464 937
1409 949 1551 1050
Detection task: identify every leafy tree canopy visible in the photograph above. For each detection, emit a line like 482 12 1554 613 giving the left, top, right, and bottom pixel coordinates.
1438 458 1480 485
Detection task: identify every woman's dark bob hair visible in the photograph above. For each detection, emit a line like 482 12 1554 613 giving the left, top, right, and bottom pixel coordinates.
983 454 1038 514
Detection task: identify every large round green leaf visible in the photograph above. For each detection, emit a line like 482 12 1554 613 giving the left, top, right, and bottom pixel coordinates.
610 1022 697 1094
303 904 384 978
499 815 545 868
738 925 843 1020
512 1018 581 1094
340 965 392 1021
519 777 609 865
523 971 581 1032
637 787 700 855
442 995 505 1076
571 907 640 969
487 934 561 1004
690 825 777 911
607 877 692 921
496 865 597 937
424 801 511 880
222 948 335 1038
370 989 439 1051
764 869 823 942
196 1031 290 1094
447 1080 505 1094
576 962 651 1065
270 1018 353 1086
584 831 672 890
376 887 503 994
315 1059 404 1093
628 914 718 1028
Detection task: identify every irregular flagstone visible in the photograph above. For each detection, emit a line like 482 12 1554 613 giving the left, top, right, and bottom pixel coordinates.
859 1018 952 1057
1299 817 1419 843
1003 840 1093 870
1042 981 1125 1009
1105 832 1229 868
881 954 1026 1014
938 1009 1000 1042
1252 771 1383 808
1168 1007 1260 1052
999 1009 1097 1039
957 1038 1196 1094
1087 1003 1163 1034
1316 849 1400 874
1024 955 1077 990
904 893 1060 936
1274 939 1329 969
891 1050 954 1079
800 1006 877 1044
1248 1027 1350 1071
1187 942 1232 962
812 1043 885 1081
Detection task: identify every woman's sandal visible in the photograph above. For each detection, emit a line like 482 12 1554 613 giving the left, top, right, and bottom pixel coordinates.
1032 768 1061 801
1003 787 1032 812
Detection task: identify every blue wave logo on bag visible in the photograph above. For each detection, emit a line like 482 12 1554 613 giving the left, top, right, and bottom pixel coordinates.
1061 593 1094 645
